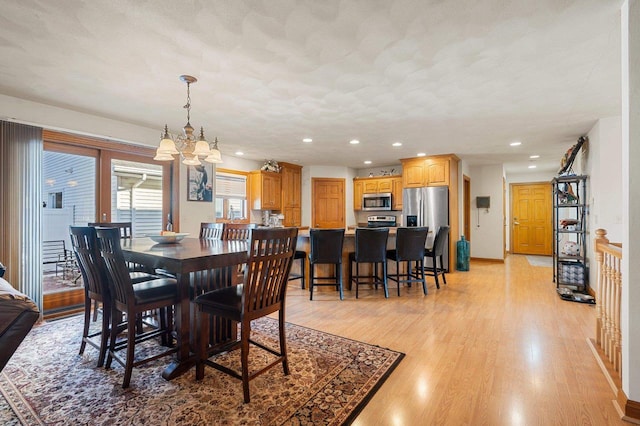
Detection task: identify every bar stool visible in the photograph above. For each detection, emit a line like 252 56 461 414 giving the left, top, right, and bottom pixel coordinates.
309 228 345 300
386 227 428 296
424 226 450 289
288 250 307 289
348 227 389 298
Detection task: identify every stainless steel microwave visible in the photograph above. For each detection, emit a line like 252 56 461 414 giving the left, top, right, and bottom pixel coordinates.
362 193 392 211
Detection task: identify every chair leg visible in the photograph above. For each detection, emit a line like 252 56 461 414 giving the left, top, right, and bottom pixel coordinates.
98 301 110 368
241 320 251 403
80 297 91 356
395 260 401 296
93 300 99 322
440 255 447 284
309 263 315 301
195 308 208 381
432 255 440 289
300 257 306 289
122 316 137 388
105 307 119 370
420 260 427 295
337 263 344 300
279 309 289 376
355 262 359 299
382 261 389 299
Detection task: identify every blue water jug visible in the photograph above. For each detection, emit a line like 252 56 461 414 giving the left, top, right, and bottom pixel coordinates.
456 236 470 271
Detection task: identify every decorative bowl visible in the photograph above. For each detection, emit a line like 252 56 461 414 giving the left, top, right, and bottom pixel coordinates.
146 233 189 244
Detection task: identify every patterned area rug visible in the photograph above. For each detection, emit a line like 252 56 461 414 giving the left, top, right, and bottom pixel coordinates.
0 315 403 425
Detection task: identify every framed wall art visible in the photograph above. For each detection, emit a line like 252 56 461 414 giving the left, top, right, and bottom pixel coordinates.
187 163 213 202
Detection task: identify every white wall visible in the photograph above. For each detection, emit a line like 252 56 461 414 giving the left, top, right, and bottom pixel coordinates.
622 0 640 402
469 164 504 260
354 164 402 178
301 166 357 228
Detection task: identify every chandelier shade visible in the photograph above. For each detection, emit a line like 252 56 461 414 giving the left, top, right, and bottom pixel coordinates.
154 75 222 165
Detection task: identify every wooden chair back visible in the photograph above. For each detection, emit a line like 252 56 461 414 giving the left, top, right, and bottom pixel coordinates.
223 223 256 241
89 222 133 239
95 227 135 309
199 222 224 240
69 226 109 300
243 227 298 320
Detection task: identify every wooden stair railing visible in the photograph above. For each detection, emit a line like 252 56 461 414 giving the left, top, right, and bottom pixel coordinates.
594 228 623 375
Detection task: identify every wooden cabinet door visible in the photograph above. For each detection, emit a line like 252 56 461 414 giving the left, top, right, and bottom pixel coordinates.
283 207 301 227
392 177 403 210
363 179 379 193
378 178 393 192
265 174 282 209
353 180 363 211
426 158 449 186
281 163 301 208
402 158 426 187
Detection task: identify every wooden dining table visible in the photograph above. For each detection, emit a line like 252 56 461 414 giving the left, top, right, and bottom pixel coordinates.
121 237 248 380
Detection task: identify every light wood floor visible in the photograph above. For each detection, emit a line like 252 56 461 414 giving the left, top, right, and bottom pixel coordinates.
283 254 624 425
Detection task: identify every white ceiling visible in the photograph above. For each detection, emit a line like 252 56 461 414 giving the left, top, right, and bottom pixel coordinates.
0 0 622 173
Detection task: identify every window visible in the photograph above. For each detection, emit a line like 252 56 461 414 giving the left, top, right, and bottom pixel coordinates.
215 170 248 222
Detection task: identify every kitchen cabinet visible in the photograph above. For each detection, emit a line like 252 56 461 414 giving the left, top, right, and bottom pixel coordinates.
279 162 302 226
392 177 403 210
353 175 402 211
552 175 588 290
401 158 427 187
353 180 364 211
425 157 450 186
249 170 281 210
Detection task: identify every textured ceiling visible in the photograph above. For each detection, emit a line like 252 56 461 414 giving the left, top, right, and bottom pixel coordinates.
0 0 622 173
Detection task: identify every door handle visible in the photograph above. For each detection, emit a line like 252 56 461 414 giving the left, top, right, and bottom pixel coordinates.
514 221 520 225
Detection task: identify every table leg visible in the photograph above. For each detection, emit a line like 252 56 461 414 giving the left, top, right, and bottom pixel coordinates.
161 272 194 380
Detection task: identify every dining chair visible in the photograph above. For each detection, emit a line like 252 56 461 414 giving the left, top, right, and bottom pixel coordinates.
88 222 133 239
222 223 256 240
70 226 160 367
386 227 428 296
287 250 307 289
194 227 298 403
424 226 450 289
199 222 224 240
308 228 345 300
348 227 390 298
69 226 112 367
96 227 179 388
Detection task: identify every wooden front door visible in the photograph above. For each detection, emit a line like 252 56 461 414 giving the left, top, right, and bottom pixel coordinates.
511 183 552 255
312 178 345 228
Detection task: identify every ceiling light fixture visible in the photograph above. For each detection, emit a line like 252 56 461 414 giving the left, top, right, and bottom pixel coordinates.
417 152 426 157
528 165 537 169
154 75 222 165
350 139 360 145
510 141 522 146
302 138 312 143
392 142 402 147
530 155 540 159
235 151 244 156
364 160 372 164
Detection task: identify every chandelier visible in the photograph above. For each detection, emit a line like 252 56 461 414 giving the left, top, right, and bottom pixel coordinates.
154 75 222 165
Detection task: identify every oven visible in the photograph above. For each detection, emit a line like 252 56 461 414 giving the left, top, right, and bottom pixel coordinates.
367 215 397 228
362 193 392 211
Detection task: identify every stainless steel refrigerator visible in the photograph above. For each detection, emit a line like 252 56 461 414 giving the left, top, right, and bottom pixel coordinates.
402 186 450 271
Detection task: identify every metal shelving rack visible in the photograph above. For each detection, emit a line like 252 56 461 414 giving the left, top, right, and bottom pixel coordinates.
552 175 588 290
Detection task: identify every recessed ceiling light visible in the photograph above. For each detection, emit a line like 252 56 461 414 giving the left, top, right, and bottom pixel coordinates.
364 160 372 165
510 141 522 146
235 151 244 156
417 152 426 157
392 142 402 147
528 165 537 169
350 139 360 145
529 154 540 159
302 138 312 143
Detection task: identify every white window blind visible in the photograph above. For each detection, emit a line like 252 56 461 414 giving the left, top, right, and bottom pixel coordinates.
216 172 246 198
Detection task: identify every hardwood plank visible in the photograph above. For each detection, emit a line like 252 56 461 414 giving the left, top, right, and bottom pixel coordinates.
283 254 625 425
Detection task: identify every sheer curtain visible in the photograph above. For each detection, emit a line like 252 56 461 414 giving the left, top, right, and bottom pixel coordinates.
0 121 43 311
